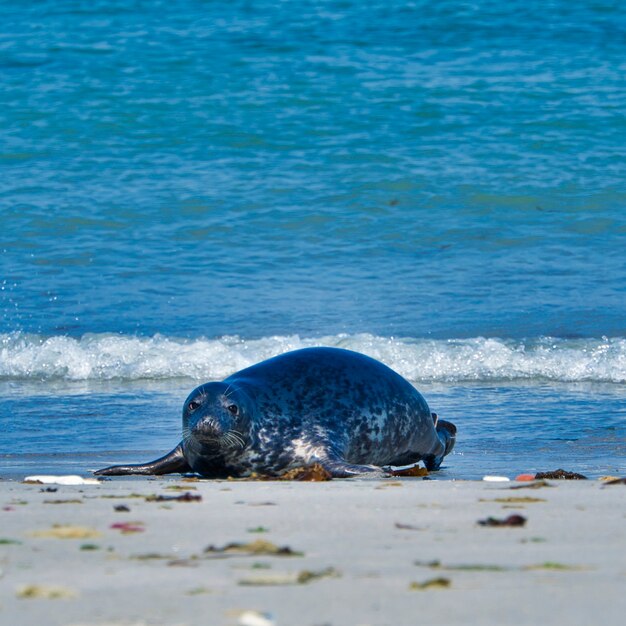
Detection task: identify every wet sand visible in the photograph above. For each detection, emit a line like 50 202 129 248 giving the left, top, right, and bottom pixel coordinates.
0 476 624 626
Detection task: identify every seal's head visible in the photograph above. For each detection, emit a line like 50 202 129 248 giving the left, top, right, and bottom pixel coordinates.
182 382 253 453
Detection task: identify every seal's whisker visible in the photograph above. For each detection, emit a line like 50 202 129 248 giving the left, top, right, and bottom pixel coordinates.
227 430 241 445
181 427 193 445
229 430 246 447
220 430 245 449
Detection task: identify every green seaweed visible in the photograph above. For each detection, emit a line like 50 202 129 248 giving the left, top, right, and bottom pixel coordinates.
247 526 270 533
492 497 546 503
447 564 508 572
525 562 583 571
414 559 507 572
79 544 100 551
186 587 212 595
414 559 442 568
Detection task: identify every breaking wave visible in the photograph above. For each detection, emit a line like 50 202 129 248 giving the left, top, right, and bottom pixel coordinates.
1 332 625 384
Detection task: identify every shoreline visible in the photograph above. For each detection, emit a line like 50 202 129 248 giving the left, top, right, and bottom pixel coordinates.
1 476 625 625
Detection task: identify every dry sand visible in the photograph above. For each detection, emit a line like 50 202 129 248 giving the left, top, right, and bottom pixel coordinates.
0 475 625 626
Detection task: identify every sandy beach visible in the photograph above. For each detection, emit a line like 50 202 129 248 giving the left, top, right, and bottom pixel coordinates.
0 475 624 626
3 4 625 626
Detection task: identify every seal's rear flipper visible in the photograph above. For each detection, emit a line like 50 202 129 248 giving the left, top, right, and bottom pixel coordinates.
93 443 191 476
437 419 456 456
423 419 457 471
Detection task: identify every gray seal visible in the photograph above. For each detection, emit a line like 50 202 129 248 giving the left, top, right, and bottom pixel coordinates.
94 347 456 478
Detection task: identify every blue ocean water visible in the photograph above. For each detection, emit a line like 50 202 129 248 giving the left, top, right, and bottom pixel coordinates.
1 0 624 479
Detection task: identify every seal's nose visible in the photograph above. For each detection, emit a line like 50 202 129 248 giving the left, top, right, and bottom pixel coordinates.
192 416 222 442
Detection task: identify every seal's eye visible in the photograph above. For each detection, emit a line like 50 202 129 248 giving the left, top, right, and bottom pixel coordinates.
188 400 201 411
227 404 239 415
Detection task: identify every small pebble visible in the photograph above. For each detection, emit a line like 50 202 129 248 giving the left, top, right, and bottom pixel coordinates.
238 610 276 626
24 475 100 486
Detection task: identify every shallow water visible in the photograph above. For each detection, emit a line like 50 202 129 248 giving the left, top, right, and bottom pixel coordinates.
1 354 624 479
1 1 625 479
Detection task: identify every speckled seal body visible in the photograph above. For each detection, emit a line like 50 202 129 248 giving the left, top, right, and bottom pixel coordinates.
95 347 456 478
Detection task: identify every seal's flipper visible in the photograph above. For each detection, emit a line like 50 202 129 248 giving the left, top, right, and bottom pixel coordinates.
314 451 390 478
321 460 389 478
94 443 190 476
423 419 457 471
437 419 456 456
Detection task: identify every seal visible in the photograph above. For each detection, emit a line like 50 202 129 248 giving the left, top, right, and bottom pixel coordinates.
94 347 456 478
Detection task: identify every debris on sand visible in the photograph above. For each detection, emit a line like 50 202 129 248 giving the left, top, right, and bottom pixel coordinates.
247 526 270 533
17 584 77 599
248 464 333 482
477 514 527 527
204 539 303 557
238 567 339 586
279 464 333 481
110 522 145 534
395 522 426 531
414 559 508 572
524 562 584 571
24 475 100 486
511 480 553 490
390 466 428 478
534 469 587 480
79 544 100 551
237 610 276 626
488 497 546 504
409 577 451 590
515 474 537 481
29 525 101 539
601 477 626 485
144 492 202 502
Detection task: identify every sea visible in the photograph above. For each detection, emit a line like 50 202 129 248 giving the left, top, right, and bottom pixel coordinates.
1 0 624 480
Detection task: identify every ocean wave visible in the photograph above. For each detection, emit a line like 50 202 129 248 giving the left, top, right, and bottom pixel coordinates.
1 332 625 384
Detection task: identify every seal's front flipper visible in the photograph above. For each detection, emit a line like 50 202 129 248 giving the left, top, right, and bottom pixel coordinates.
94 443 190 476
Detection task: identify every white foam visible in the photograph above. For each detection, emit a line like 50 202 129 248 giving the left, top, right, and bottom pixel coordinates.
1 332 625 383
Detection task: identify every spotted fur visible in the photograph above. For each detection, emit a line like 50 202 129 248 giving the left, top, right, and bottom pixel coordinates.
95 347 456 478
